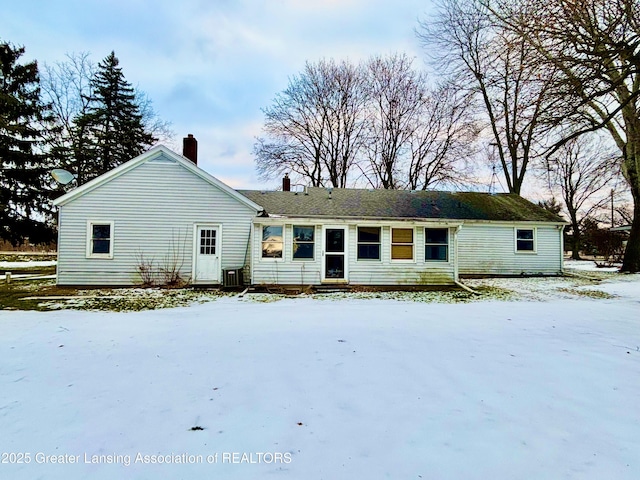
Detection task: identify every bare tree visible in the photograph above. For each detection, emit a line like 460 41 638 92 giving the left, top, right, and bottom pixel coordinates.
135 89 174 147
41 52 173 185
255 59 368 188
543 134 621 259
408 82 478 189
40 52 95 184
418 0 559 194
256 55 476 190
362 53 427 189
481 0 640 271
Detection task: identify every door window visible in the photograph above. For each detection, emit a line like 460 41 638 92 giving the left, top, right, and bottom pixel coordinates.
200 228 217 255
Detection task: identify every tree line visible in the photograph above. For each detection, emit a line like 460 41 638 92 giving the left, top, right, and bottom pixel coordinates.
1 42 170 246
255 54 479 191
3 0 639 271
255 0 640 272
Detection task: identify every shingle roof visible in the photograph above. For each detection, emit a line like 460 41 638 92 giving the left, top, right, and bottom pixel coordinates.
237 187 565 223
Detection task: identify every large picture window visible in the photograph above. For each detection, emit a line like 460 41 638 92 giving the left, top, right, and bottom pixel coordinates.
262 225 283 258
516 228 535 252
425 228 448 261
87 221 114 258
293 226 314 260
391 228 414 260
357 227 381 260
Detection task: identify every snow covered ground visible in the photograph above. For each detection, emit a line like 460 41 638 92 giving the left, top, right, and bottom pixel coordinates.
1 273 639 479
0 260 57 269
564 259 621 272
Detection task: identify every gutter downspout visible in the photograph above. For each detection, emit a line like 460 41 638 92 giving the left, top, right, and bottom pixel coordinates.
558 224 565 275
55 207 62 286
453 223 478 294
247 220 256 286
454 224 461 282
455 280 478 295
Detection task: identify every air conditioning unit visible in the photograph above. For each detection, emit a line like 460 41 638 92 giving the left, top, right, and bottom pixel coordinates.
223 267 244 288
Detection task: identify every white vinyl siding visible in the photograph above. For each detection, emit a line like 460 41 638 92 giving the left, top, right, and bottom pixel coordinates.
57 153 257 285
349 226 455 285
251 223 456 286
252 223 323 285
457 224 562 276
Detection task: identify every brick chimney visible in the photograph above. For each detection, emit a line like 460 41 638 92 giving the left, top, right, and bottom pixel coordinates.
282 173 291 192
183 134 198 165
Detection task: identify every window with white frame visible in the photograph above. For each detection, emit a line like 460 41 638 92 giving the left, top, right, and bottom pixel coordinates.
391 228 414 260
425 228 448 261
516 228 535 252
262 225 283 258
87 221 114 258
293 226 314 260
357 226 381 260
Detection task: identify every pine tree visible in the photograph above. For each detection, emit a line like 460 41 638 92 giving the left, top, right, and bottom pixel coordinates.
77 52 155 182
0 41 55 245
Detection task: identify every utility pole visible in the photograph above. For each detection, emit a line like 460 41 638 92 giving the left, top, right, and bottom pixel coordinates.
611 189 615 228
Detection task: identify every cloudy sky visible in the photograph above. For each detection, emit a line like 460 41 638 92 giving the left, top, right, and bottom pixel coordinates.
2 0 435 189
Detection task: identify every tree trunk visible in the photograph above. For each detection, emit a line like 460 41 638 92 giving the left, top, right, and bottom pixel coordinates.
570 232 581 260
569 213 581 260
620 134 640 272
621 196 640 272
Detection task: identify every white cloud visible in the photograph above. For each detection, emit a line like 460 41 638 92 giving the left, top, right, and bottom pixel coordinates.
3 0 436 189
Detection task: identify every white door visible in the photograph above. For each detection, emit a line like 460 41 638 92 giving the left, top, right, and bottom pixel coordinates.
322 226 347 282
194 226 220 282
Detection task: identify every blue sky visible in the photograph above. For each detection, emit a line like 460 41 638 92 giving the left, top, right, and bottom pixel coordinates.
2 0 434 189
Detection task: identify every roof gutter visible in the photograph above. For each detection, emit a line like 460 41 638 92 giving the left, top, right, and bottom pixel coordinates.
254 215 567 226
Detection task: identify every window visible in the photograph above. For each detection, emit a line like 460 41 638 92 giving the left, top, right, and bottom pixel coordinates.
262 225 283 258
199 228 216 255
391 228 414 260
87 221 113 258
425 228 448 261
516 228 535 252
293 226 314 260
357 227 381 260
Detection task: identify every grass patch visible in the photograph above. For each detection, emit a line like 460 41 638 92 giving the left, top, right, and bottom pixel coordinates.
557 288 616 300
0 253 57 262
563 269 619 283
0 279 229 312
3 265 57 276
309 285 517 303
0 280 68 311
55 288 229 312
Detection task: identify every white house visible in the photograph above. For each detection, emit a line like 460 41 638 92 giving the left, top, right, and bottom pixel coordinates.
53 140 565 287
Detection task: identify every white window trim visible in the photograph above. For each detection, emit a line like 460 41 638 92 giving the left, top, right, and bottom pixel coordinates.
86 220 114 259
260 224 284 261
424 227 450 263
391 227 416 262
515 227 537 254
356 226 382 261
292 225 315 261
